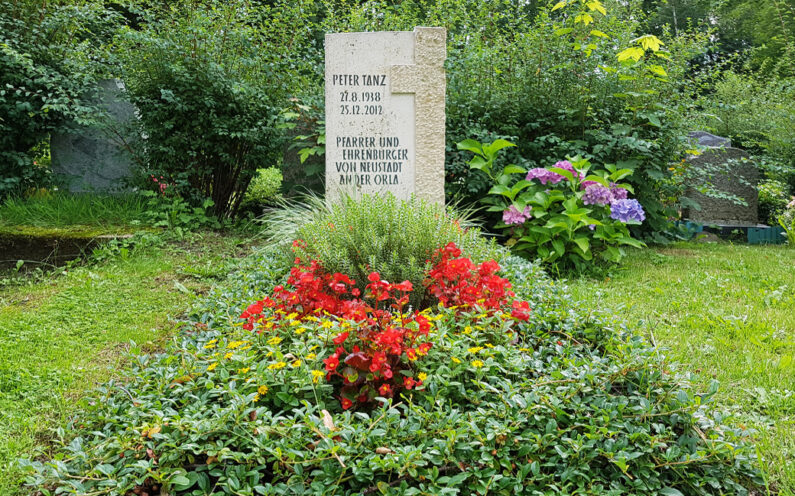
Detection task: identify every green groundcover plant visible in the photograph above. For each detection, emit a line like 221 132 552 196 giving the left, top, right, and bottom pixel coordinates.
18 206 762 495
460 139 645 272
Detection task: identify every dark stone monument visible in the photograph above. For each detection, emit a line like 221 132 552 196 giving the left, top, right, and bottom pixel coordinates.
685 131 758 225
51 79 137 193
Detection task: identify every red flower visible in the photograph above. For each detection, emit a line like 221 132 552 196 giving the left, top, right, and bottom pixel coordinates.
341 398 353 410
324 355 339 372
333 332 349 345
403 377 415 390
368 272 381 282
510 300 531 321
379 383 392 396
392 280 413 292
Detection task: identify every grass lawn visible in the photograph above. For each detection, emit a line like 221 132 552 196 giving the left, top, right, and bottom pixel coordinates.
0 232 249 494
569 242 795 495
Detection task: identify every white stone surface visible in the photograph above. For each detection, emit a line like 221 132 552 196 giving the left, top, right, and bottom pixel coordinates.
324 27 446 204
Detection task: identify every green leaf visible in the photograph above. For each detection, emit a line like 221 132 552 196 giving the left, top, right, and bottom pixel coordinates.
572 237 590 253
617 46 644 63
659 489 685 496
457 139 483 156
551 1 567 11
589 29 609 38
549 167 574 183
468 155 489 171
582 175 609 187
502 165 526 175
483 139 516 158
551 239 565 256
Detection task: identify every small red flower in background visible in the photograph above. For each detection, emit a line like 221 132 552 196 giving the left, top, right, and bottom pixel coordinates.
324 355 339 371
341 398 353 410
379 383 392 396
510 300 532 321
333 332 349 345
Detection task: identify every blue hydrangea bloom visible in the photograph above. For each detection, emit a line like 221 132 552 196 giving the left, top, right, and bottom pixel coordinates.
610 199 645 223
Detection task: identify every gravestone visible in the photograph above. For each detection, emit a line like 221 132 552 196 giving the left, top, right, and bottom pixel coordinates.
688 131 731 148
325 27 446 204
685 131 758 225
51 79 136 193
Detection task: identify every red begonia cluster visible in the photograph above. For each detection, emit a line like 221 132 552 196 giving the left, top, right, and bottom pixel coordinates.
426 242 530 322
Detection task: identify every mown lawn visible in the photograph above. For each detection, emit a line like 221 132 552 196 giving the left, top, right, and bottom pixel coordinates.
569 242 795 495
0 233 248 494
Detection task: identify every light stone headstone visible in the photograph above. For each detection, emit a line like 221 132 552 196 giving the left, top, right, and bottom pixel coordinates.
324 27 446 204
51 79 136 193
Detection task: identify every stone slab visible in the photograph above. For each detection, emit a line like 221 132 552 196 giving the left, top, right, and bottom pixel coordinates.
51 79 136 193
324 27 446 204
685 147 758 224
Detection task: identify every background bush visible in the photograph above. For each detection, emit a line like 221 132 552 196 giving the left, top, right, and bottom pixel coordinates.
114 0 304 218
243 168 283 208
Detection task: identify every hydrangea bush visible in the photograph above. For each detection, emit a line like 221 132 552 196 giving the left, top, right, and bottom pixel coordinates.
458 138 646 271
19 236 762 495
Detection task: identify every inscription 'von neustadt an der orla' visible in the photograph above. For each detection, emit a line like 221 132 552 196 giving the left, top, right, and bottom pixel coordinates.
325 28 446 204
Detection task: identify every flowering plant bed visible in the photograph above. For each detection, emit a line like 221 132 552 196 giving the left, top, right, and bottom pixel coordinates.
458 139 645 271
21 231 762 495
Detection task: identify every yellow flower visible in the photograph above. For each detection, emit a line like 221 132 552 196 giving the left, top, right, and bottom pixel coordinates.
451 357 461 364
268 362 287 370
463 326 472 334
471 360 484 368
306 353 316 360
253 394 260 402
238 367 250 374
320 321 334 329
227 340 246 349
289 320 301 327
224 352 233 360
519 348 530 352
258 385 269 395
295 327 307 335
418 372 427 381
467 346 483 354
291 359 302 368
305 315 320 322
286 312 299 320
311 370 324 383
264 321 274 329
207 362 218 371
484 343 494 348
203 339 217 349
267 336 283 346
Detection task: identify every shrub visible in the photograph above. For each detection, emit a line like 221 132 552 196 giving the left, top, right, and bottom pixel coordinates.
20 242 763 495
284 194 502 309
115 1 292 218
460 138 645 272
243 168 283 207
758 178 791 224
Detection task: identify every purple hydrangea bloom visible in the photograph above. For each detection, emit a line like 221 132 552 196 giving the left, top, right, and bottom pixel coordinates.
610 199 645 223
609 183 628 202
503 205 532 225
582 184 613 206
526 168 564 185
580 180 600 190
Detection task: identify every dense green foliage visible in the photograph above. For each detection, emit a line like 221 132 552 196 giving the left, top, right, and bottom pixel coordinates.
19 241 762 494
114 1 294 218
243 168 283 207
